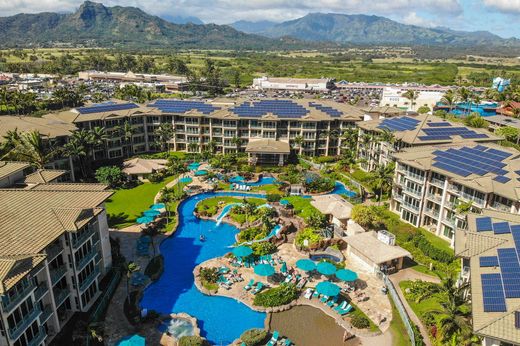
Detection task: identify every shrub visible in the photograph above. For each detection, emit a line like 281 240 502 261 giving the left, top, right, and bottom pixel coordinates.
239 227 266 242
252 242 277 255
148 172 164 183
351 315 370 329
179 336 207 346
240 329 268 346
305 212 328 229
295 228 323 248
411 234 454 263
314 156 337 164
199 267 219 284
417 105 430 114
351 205 383 230
95 166 125 188
253 284 299 307
144 255 164 281
266 194 282 202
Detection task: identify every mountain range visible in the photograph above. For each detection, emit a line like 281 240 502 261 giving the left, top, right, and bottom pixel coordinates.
230 13 519 47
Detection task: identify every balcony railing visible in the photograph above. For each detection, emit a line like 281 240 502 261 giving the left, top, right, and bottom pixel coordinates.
79 268 100 292
45 244 63 261
40 305 53 323
491 202 511 213
424 207 440 218
76 249 99 271
401 201 420 212
53 289 70 308
27 326 46 346
1 280 35 313
459 192 485 207
8 306 41 340
443 216 457 227
403 187 423 198
72 227 96 249
33 283 48 302
426 193 442 203
50 266 67 285
429 178 445 188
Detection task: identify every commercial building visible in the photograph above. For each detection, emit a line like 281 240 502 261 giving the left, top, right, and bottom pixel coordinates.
78 71 188 92
356 114 501 171
391 143 520 245
252 77 334 92
454 210 520 346
379 87 445 111
0 166 113 346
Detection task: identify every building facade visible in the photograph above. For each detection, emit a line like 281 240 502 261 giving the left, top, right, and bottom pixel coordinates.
252 77 334 92
379 87 445 111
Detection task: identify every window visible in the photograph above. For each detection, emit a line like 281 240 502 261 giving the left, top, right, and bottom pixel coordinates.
442 225 454 239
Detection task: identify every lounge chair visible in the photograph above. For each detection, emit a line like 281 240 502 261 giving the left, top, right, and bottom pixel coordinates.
284 275 292 283
334 301 347 312
339 304 353 316
284 339 292 346
243 279 254 290
296 278 307 289
320 295 329 303
304 288 313 299
270 331 279 342
327 296 338 307
312 290 320 298
253 282 264 295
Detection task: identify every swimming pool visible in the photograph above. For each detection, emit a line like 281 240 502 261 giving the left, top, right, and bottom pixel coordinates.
330 181 356 197
140 192 266 345
247 177 278 186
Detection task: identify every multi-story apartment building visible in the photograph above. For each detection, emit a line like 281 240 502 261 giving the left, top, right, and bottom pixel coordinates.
390 142 520 246
356 114 501 171
0 169 113 346
454 210 520 346
43 99 364 161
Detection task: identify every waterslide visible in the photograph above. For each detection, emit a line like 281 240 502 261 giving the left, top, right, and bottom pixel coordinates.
231 224 283 247
215 203 272 226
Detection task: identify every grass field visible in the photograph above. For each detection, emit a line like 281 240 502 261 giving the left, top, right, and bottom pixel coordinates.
388 297 412 346
399 280 442 324
284 196 320 219
105 175 176 228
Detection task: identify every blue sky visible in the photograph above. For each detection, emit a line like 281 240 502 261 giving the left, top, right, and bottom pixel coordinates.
0 0 519 38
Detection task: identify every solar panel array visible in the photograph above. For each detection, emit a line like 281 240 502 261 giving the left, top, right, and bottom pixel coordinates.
497 248 520 298
149 100 221 114
480 256 499 267
418 126 489 141
427 122 452 127
230 100 310 118
481 273 507 312
377 117 420 131
77 102 139 114
432 145 511 179
308 102 343 117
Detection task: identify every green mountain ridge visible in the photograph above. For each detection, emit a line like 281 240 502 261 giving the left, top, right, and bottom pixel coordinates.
0 1 311 49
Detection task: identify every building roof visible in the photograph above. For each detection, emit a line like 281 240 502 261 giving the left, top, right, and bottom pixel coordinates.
0 115 76 139
0 161 30 181
257 77 330 84
245 139 290 154
346 231 412 264
357 113 501 145
392 142 520 201
486 115 520 129
311 194 353 220
23 169 67 184
455 210 520 344
0 254 46 294
122 158 168 175
28 183 108 191
361 106 406 116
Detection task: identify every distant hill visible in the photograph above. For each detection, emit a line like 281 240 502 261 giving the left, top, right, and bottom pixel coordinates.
230 20 277 34
261 13 520 47
161 14 203 25
0 1 310 50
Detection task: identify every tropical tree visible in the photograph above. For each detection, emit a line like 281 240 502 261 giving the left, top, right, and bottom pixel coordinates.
125 262 140 302
116 121 135 158
456 87 473 115
372 163 395 204
159 187 175 224
154 123 175 152
464 113 488 128
64 137 88 178
291 135 304 155
231 136 242 152
496 126 520 144
441 89 458 113
188 142 199 153
402 90 419 111
7 130 56 168
0 128 21 158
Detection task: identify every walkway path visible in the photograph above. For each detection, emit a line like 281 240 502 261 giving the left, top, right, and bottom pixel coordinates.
388 268 440 346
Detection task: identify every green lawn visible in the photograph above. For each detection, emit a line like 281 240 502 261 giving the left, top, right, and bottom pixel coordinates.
250 184 284 194
284 196 321 219
195 196 265 217
399 280 442 322
388 297 411 346
105 175 176 228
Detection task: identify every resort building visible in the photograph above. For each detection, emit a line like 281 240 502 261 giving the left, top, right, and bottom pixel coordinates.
42 99 364 160
251 77 334 92
379 87 445 111
78 71 188 92
391 142 520 245
485 115 520 133
0 182 113 346
311 194 353 233
356 114 501 171
454 209 520 346
245 139 290 166
0 162 67 188
122 158 168 181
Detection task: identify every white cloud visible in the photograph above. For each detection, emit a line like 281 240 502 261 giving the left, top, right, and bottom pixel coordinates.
401 12 438 27
483 0 520 14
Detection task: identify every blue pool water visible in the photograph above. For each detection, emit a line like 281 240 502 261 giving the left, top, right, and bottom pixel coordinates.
331 181 356 197
247 177 278 186
229 176 245 184
179 177 193 184
140 192 266 345
437 102 498 117
215 203 242 225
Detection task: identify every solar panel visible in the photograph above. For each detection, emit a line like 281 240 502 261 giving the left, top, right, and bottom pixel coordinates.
230 100 310 118
494 176 511 184
481 273 507 312
418 135 451 141
476 217 493 232
149 100 221 114
512 225 520 256
480 256 499 267
427 122 452 127
308 102 343 117
377 116 420 132
497 248 520 298
77 103 139 114
493 222 511 234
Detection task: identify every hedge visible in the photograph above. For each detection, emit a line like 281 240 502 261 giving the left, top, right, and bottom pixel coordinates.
240 329 268 346
253 283 299 307
411 234 454 264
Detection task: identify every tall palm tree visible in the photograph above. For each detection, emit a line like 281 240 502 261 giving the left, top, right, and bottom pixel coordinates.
231 136 242 152
372 163 395 204
9 131 55 169
188 142 199 153
154 123 175 152
116 121 135 158
456 87 473 116
292 135 304 155
0 128 21 159
402 90 419 111
441 90 458 114
64 138 88 178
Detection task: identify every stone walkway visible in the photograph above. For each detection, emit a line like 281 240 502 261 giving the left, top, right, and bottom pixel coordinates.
388 268 440 346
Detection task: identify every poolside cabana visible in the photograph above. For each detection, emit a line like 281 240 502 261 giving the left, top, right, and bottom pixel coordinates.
344 231 412 274
122 158 167 181
245 139 290 166
311 194 353 234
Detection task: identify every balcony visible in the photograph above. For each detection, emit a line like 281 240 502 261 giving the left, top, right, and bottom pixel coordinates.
46 244 63 261
405 172 425 183
491 202 511 213
8 306 41 340
72 227 96 249
1 280 35 313
424 207 440 218
53 289 70 308
40 305 53 323
443 216 457 228
79 268 100 292
429 178 445 188
393 194 403 203
458 192 485 207
76 249 99 271
33 283 48 302
426 193 443 203
50 266 67 285
27 326 46 346
401 201 420 212
403 187 423 198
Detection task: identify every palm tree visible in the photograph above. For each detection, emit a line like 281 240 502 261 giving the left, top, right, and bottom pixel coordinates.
292 135 304 155
378 128 395 144
441 90 458 114
206 140 217 154
372 163 395 204
9 131 55 169
231 136 242 152
188 142 199 153
154 123 175 152
159 187 175 224
0 128 21 159
125 262 139 302
402 90 419 111
64 138 88 178
116 121 135 158
511 106 520 119
456 87 473 116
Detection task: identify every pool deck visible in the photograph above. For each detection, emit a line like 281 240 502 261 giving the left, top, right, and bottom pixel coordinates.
194 242 392 340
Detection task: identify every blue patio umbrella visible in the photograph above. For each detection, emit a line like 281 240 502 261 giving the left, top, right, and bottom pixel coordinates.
194 170 208 176
315 281 341 297
335 269 358 282
280 262 287 274
116 334 146 346
150 203 165 210
296 259 316 272
143 210 160 217
136 216 154 224
317 262 337 276
232 246 253 258
179 177 193 184
254 263 275 277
